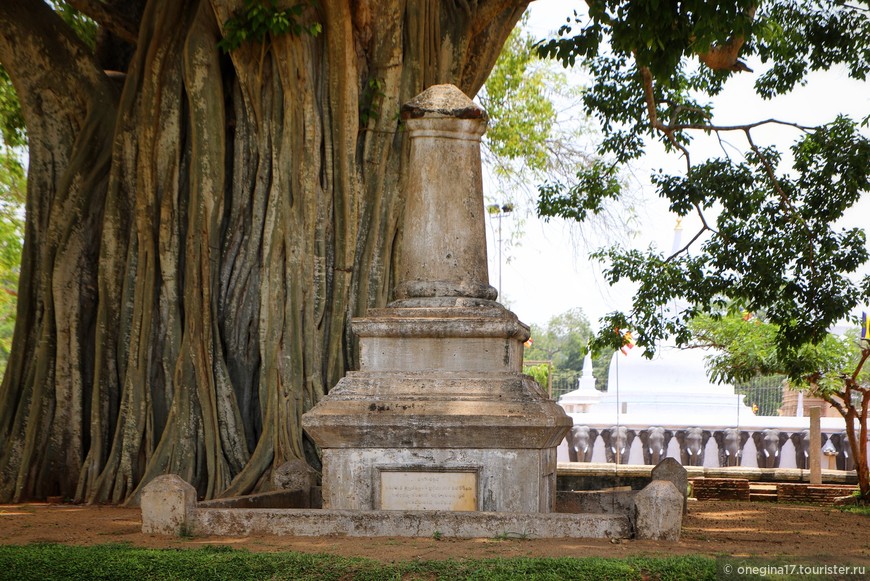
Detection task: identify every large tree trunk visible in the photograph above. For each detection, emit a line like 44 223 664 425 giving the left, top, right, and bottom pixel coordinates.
0 0 528 504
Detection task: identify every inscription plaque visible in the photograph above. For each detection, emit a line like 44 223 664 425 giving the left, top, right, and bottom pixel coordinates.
380 471 477 511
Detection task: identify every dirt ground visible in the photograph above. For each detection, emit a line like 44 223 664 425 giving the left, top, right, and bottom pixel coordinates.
1 500 868 564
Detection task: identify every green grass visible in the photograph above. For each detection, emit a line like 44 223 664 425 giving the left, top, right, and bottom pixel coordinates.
0 544 721 581
840 503 870 516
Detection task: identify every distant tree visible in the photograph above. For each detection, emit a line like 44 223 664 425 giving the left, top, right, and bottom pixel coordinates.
0 148 23 373
480 14 639 261
523 362 551 392
690 313 855 386
536 1 870 498
525 308 592 371
523 307 613 391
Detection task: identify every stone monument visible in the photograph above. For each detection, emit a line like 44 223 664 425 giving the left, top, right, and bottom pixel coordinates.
302 85 572 514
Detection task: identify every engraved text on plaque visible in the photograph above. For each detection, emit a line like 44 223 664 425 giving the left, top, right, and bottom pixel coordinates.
380 471 478 511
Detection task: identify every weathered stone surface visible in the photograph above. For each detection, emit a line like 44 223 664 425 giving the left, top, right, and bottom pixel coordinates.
555 489 636 515
190 507 630 539
197 489 316 509
319 447 559 513
651 457 688 515
393 85 494 304
304 372 568 450
354 307 529 373
141 475 196 535
633 480 683 541
273 459 319 492
400 84 487 120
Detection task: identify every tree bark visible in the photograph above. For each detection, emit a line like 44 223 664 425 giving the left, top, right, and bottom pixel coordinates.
0 0 118 501
0 0 529 503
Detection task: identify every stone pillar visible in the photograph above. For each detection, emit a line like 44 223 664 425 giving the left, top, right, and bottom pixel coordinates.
810 407 822 484
393 85 497 307
302 85 572 514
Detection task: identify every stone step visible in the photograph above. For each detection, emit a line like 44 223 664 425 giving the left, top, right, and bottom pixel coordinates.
776 483 857 505
749 492 778 502
749 483 777 492
189 507 633 539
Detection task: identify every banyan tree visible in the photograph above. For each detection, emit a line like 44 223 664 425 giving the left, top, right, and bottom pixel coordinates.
0 0 529 504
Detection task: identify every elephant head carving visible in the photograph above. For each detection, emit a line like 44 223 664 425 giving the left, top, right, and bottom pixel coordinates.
639 426 672 465
676 428 710 467
753 429 788 468
565 425 598 463
601 426 635 464
714 429 748 467
833 432 855 471
790 430 828 470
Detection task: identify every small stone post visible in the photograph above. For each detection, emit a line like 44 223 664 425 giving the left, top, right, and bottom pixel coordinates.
810 406 822 484
634 480 684 541
651 457 688 515
141 474 197 535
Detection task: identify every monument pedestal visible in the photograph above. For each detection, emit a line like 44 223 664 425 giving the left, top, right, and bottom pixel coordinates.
303 307 571 512
302 85 571 515
142 83 675 543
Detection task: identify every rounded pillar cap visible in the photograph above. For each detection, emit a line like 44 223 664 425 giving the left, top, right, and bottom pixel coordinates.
401 84 487 121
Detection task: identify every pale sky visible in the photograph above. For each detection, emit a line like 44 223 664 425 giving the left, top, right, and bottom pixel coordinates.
487 0 870 329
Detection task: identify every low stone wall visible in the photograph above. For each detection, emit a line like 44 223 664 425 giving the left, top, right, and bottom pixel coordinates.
776 483 856 504
690 478 750 501
554 489 636 515
557 462 857 492
141 468 687 541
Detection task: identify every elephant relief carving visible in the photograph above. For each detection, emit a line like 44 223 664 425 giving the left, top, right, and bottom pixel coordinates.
676 428 710 467
714 428 748 467
790 430 828 470
753 429 789 468
832 432 855 471
639 427 672 465
601 426 635 464
565 426 598 463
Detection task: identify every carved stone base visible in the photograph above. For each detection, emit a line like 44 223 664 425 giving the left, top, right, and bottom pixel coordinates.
302 307 572 513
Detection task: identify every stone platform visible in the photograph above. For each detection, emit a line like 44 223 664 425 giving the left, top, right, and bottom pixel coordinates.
140 470 685 540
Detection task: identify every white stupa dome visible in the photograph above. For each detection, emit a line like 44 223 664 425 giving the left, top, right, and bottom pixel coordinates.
606 345 736 395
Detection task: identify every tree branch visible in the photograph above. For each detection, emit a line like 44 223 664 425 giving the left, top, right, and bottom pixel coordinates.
64 0 144 45
639 65 658 128
822 390 849 417
852 347 870 383
638 64 693 171
0 0 114 125
744 130 798 216
668 118 814 134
